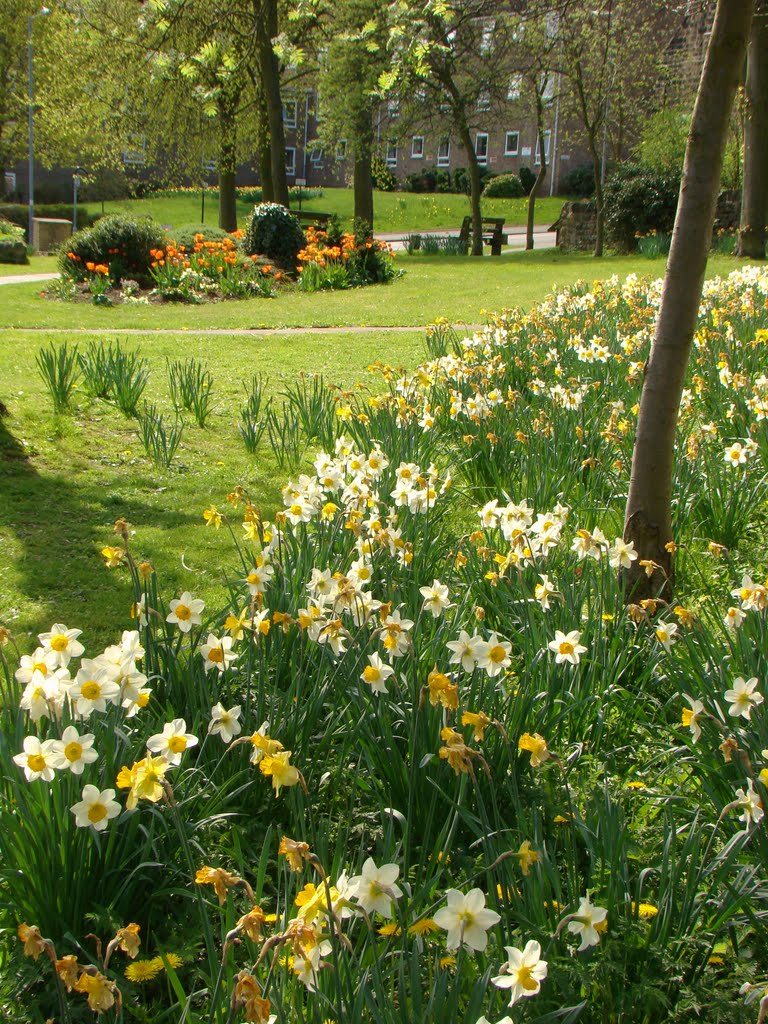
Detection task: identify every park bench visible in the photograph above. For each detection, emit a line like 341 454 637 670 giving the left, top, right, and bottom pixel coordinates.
458 215 508 255
291 210 332 230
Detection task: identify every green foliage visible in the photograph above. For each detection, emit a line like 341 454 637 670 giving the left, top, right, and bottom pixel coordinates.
136 401 185 467
60 215 166 286
239 374 272 453
168 358 214 427
0 240 28 264
346 219 400 285
562 162 596 198
371 155 398 191
482 173 525 199
404 233 467 255
404 167 439 193
243 203 305 270
36 342 80 412
604 165 681 251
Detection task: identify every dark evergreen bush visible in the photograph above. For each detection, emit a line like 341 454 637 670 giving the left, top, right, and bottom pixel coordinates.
243 203 305 270
604 164 680 251
483 173 526 198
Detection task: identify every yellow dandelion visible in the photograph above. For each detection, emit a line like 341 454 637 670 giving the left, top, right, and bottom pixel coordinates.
125 960 162 983
378 922 401 937
150 952 183 970
632 902 658 920
407 918 439 936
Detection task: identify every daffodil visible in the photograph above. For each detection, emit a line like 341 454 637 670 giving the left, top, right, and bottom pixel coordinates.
70 785 121 831
434 888 500 951
38 623 84 668
208 703 242 743
681 695 705 743
50 726 98 774
13 736 58 782
166 592 205 633
518 732 550 768
146 719 198 765
548 629 587 666
348 857 403 918
492 939 548 1006
361 653 395 695
724 677 764 720
259 751 300 796
200 633 237 673
565 895 608 951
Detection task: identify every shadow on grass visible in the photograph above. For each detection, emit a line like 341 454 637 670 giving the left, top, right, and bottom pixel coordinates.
0 406 198 649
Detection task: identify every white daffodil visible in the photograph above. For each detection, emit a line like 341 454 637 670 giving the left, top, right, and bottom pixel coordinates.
492 939 548 1006
361 653 395 695
146 719 198 766
349 858 403 918
434 888 500 952
419 579 452 618
566 895 608 951
208 703 242 743
548 629 587 666
446 630 490 674
735 780 764 827
37 624 84 668
166 592 205 633
70 785 121 832
13 736 58 782
724 677 764 720
200 633 237 674
49 726 98 775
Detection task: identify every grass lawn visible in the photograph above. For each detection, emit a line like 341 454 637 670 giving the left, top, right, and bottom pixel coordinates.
0 251 747 331
81 188 568 234
0 255 58 276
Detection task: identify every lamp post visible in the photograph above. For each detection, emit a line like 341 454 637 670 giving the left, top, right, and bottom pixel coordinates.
73 167 83 232
27 6 51 246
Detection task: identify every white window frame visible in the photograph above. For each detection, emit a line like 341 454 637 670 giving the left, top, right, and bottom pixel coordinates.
283 99 297 128
534 131 551 166
507 74 522 101
388 98 400 119
541 73 555 102
480 18 495 55
474 132 489 165
411 135 424 159
285 147 296 176
310 146 323 164
437 138 451 167
386 143 398 168
335 139 348 160
504 131 519 156
477 89 491 113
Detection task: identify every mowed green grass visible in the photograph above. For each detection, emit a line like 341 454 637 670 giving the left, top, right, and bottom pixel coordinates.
0 251 747 331
0 329 424 652
79 188 567 234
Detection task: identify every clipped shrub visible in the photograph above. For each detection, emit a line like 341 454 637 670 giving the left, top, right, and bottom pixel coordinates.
404 167 438 193
169 223 230 251
435 169 452 193
59 215 166 286
453 167 470 194
483 173 525 199
243 202 305 270
518 166 536 195
604 164 680 251
0 240 29 265
562 162 596 198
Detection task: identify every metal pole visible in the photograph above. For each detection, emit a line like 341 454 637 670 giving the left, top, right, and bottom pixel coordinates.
27 16 34 245
73 174 78 232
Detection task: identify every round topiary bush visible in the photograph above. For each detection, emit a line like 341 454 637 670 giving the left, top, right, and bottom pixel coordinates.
59 215 166 285
170 223 231 251
483 173 526 199
243 203 305 270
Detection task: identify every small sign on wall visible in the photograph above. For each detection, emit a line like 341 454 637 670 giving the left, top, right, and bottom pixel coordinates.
521 146 532 157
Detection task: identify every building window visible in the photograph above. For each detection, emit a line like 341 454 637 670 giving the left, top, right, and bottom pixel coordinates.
388 98 400 119
310 147 323 164
504 131 519 156
480 18 495 55
285 147 296 175
477 89 491 113
336 139 347 160
411 136 424 158
541 73 555 102
475 133 489 165
507 74 522 101
437 138 451 167
386 143 398 168
534 131 551 165
283 99 297 128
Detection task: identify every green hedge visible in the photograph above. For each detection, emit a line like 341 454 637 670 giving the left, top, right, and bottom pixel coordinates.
0 204 100 239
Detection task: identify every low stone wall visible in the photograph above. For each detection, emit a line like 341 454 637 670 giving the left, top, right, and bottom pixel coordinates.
552 201 597 251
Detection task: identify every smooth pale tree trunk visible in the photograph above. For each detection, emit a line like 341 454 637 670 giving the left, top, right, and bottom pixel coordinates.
257 0 289 206
217 94 238 232
526 88 547 251
353 107 374 226
622 0 755 600
457 121 483 256
256 91 274 202
737 0 768 258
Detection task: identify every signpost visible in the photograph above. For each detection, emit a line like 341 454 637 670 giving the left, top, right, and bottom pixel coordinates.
295 177 306 210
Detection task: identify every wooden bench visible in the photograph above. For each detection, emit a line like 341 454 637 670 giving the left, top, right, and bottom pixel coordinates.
458 215 508 255
291 210 332 229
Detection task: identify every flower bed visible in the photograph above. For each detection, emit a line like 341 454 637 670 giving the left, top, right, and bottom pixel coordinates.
4 267 768 1023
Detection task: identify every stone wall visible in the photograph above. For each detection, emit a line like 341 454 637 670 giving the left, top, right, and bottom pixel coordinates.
552 201 596 251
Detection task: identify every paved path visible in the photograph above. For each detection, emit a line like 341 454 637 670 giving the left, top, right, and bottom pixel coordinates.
0 272 58 286
0 324 482 336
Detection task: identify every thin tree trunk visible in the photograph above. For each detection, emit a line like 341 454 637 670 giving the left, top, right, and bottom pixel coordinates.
622 0 755 600
457 121 483 256
737 0 768 258
353 107 374 226
256 89 274 202
526 87 547 251
217 93 238 232
590 135 605 257
257 0 289 206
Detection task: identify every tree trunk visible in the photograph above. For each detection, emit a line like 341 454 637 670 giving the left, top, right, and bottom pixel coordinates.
353 106 374 226
590 134 605 258
737 0 768 258
526 88 547 251
457 121 483 256
257 0 289 207
217 94 238 232
256 90 274 202
622 0 755 601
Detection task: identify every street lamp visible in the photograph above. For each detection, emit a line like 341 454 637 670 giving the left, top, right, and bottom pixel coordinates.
28 6 51 246
73 167 84 232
